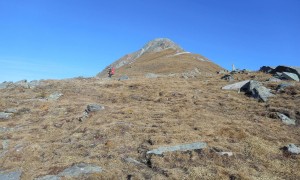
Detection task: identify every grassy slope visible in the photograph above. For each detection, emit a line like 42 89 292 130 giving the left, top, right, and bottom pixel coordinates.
0 73 299 179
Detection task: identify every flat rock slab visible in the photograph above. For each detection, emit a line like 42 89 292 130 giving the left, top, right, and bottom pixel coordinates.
222 80 250 90
276 83 293 92
36 163 102 179
145 73 161 78
0 112 13 120
282 72 299 81
268 77 282 82
48 92 63 100
277 113 296 125
147 142 207 155
0 170 22 180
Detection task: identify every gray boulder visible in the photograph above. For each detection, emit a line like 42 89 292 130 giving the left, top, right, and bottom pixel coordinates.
222 80 250 91
58 163 102 177
268 77 282 82
147 142 207 155
282 72 299 81
221 74 234 82
259 66 275 73
118 75 129 81
276 83 293 92
285 144 300 154
0 170 22 180
0 112 13 120
271 66 300 79
277 113 296 125
0 82 11 89
48 92 63 100
86 104 104 112
247 80 274 102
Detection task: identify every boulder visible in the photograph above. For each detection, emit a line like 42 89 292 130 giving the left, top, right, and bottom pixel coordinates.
0 170 22 180
271 66 300 79
277 113 296 125
86 104 104 112
247 80 274 102
48 92 63 100
282 72 299 81
221 74 234 82
0 82 12 89
276 83 293 92
147 142 207 155
221 80 250 91
0 112 13 120
217 152 233 157
282 144 300 155
58 163 102 177
259 66 275 73
268 77 282 82
118 75 129 81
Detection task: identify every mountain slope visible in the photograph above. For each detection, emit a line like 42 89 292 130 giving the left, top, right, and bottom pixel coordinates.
97 38 223 78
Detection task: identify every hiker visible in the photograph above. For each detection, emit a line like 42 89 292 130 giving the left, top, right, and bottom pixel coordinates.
108 66 115 78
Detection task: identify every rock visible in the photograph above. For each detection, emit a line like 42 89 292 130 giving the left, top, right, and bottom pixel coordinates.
271 66 300 79
276 83 293 92
48 92 63 100
217 70 228 74
247 80 274 102
35 175 61 180
2 140 10 150
283 144 300 154
118 75 129 81
147 142 207 155
277 113 296 125
124 157 144 165
145 73 160 78
28 80 40 88
58 163 102 177
0 112 13 120
4 108 18 113
222 80 250 91
221 74 234 82
282 72 299 81
268 77 282 82
86 104 104 112
15 79 29 88
259 66 275 73
0 170 22 180
0 81 13 89
217 152 233 156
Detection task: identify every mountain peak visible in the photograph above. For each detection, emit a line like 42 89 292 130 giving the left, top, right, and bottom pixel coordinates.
141 38 184 54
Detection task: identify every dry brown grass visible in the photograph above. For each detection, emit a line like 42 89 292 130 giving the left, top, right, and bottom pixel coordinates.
0 73 299 179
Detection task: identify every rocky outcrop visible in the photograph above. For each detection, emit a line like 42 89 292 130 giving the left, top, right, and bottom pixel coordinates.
282 72 299 81
0 170 22 180
221 80 250 91
277 113 296 125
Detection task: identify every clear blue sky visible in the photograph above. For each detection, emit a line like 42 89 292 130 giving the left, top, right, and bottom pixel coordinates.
0 0 299 82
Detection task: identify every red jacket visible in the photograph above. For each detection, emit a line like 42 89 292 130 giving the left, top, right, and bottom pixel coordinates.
110 67 115 75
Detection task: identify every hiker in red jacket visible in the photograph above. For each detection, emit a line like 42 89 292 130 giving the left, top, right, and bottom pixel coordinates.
108 66 115 78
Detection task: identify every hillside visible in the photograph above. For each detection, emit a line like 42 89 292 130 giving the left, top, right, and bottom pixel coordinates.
0 71 299 179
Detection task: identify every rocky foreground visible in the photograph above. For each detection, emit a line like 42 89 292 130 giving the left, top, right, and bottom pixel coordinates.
0 70 299 179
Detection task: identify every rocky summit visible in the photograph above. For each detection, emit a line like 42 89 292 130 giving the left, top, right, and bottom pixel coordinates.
0 39 299 179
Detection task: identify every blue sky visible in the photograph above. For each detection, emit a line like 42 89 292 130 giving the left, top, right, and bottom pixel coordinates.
0 0 299 82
